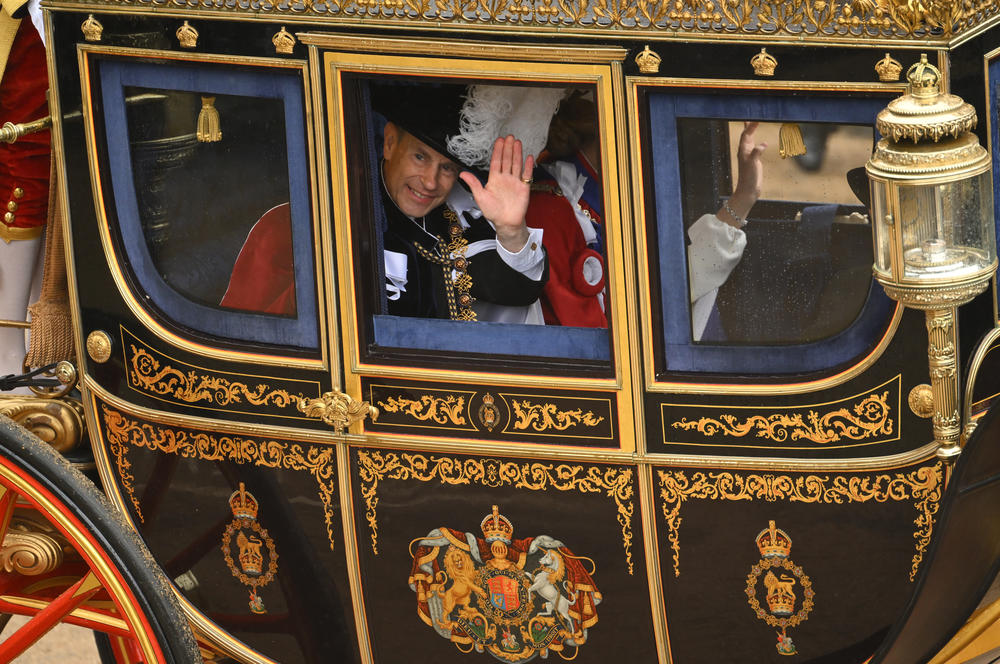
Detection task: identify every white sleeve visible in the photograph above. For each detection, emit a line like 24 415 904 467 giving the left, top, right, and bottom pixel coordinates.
495 227 546 281
687 213 747 303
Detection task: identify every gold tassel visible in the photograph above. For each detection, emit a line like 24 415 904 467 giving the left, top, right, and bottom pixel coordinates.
197 96 221 143
778 122 806 159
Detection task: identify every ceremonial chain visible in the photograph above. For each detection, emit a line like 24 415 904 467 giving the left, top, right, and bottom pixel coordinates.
412 208 477 321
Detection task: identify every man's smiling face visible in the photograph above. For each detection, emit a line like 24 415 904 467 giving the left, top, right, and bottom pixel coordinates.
382 122 461 218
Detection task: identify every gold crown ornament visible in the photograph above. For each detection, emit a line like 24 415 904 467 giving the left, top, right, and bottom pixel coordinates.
751 48 777 77
875 53 902 82
81 15 103 42
481 505 514 542
272 26 295 55
176 21 199 48
755 520 792 559
229 483 260 520
635 45 662 74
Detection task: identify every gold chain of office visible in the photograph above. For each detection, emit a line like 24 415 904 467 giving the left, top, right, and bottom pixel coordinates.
411 208 477 321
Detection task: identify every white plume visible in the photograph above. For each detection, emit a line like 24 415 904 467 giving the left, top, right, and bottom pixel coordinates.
447 85 567 168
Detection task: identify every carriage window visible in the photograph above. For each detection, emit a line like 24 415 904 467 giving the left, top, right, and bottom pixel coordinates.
95 58 319 350
337 73 613 364
643 89 895 374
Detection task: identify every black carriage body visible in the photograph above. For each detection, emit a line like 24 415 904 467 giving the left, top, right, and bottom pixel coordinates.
40 1 1000 661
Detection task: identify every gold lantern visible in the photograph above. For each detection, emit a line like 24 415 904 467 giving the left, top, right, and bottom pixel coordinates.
867 54 998 461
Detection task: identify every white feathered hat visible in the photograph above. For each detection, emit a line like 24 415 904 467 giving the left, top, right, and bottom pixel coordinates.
446 85 567 169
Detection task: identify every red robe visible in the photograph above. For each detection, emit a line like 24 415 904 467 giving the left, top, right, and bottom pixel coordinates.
220 203 296 316
526 178 606 328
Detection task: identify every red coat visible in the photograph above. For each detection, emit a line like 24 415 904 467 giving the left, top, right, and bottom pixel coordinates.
526 184 606 328
0 17 49 234
220 203 296 316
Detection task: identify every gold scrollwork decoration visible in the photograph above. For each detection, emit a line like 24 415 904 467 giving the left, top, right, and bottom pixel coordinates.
1 525 64 576
128 344 308 411
509 399 605 432
657 463 943 580
50 0 999 41
376 394 465 426
298 390 378 434
356 450 635 574
0 396 85 453
100 405 339 551
671 391 893 445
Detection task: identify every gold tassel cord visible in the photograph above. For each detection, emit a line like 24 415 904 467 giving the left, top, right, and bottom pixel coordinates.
197 96 222 143
778 122 806 159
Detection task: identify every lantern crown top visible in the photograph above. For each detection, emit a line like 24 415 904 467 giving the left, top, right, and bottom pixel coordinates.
876 53 977 144
906 54 942 99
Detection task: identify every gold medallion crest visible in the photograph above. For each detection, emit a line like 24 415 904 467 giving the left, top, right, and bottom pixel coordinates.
409 505 602 662
745 521 813 656
221 483 278 614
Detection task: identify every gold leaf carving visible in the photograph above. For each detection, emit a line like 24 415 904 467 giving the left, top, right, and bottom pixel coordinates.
356 451 634 573
510 400 605 432
377 395 466 426
48 0 999 41
671 391 893 445
100 405 338 551
128 345 307 410
658 463 942 580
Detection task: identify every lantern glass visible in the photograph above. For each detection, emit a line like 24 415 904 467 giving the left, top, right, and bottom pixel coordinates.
895 170 995 282
870 179 893 276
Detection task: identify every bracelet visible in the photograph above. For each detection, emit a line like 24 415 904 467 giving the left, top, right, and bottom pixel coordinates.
723 200 747 228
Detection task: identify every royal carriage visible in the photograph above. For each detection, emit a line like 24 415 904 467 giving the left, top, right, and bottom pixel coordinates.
1 0 1000 662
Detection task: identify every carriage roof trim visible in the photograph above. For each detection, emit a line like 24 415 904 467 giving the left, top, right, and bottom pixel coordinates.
44 0 1000 48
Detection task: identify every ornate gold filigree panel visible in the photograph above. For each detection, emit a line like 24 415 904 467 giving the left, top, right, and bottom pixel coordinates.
503 397 606 434
657 462 942 581
355 450 635 573
663 376 900 451
98 404 338 550
122 327 320 418
49 0 999 43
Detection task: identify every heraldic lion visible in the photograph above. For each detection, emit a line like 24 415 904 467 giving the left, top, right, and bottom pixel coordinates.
433 546 485 628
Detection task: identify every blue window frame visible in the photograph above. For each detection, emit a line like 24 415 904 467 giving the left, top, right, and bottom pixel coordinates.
98 59 319 350
645 89 894 374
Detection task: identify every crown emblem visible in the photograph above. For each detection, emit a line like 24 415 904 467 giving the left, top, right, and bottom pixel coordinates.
751 48 777 77
481 505 514 542
81 15 103 42
229 483 259 520
906 53 941 99
272 26 296 55
755 520 792 559
635 45 662 74
176 21 199 49
875 53 902 82
237 530 264 575
764 570 797 616
479 393 499 431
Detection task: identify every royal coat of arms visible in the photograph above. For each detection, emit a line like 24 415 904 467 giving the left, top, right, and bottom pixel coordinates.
408 505 602 662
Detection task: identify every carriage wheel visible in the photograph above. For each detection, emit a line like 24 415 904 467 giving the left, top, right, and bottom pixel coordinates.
0 416 200 663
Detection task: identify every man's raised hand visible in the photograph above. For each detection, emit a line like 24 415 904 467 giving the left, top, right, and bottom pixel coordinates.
459 135 533 253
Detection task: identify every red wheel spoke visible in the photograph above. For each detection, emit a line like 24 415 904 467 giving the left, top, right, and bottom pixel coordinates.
0 571 102 663
0 487 17 545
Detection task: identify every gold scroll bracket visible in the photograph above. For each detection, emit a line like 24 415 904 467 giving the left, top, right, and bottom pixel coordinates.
297 390 378 435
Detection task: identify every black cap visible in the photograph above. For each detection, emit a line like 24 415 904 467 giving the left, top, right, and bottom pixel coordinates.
369 80 474 170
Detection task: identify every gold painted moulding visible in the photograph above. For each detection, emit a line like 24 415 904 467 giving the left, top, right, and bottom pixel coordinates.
657 462 942 581
368 382 613 440
663 376 899 451
355 449 635 573
123 327 321 419
50 0 998 44
96 402 339 552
